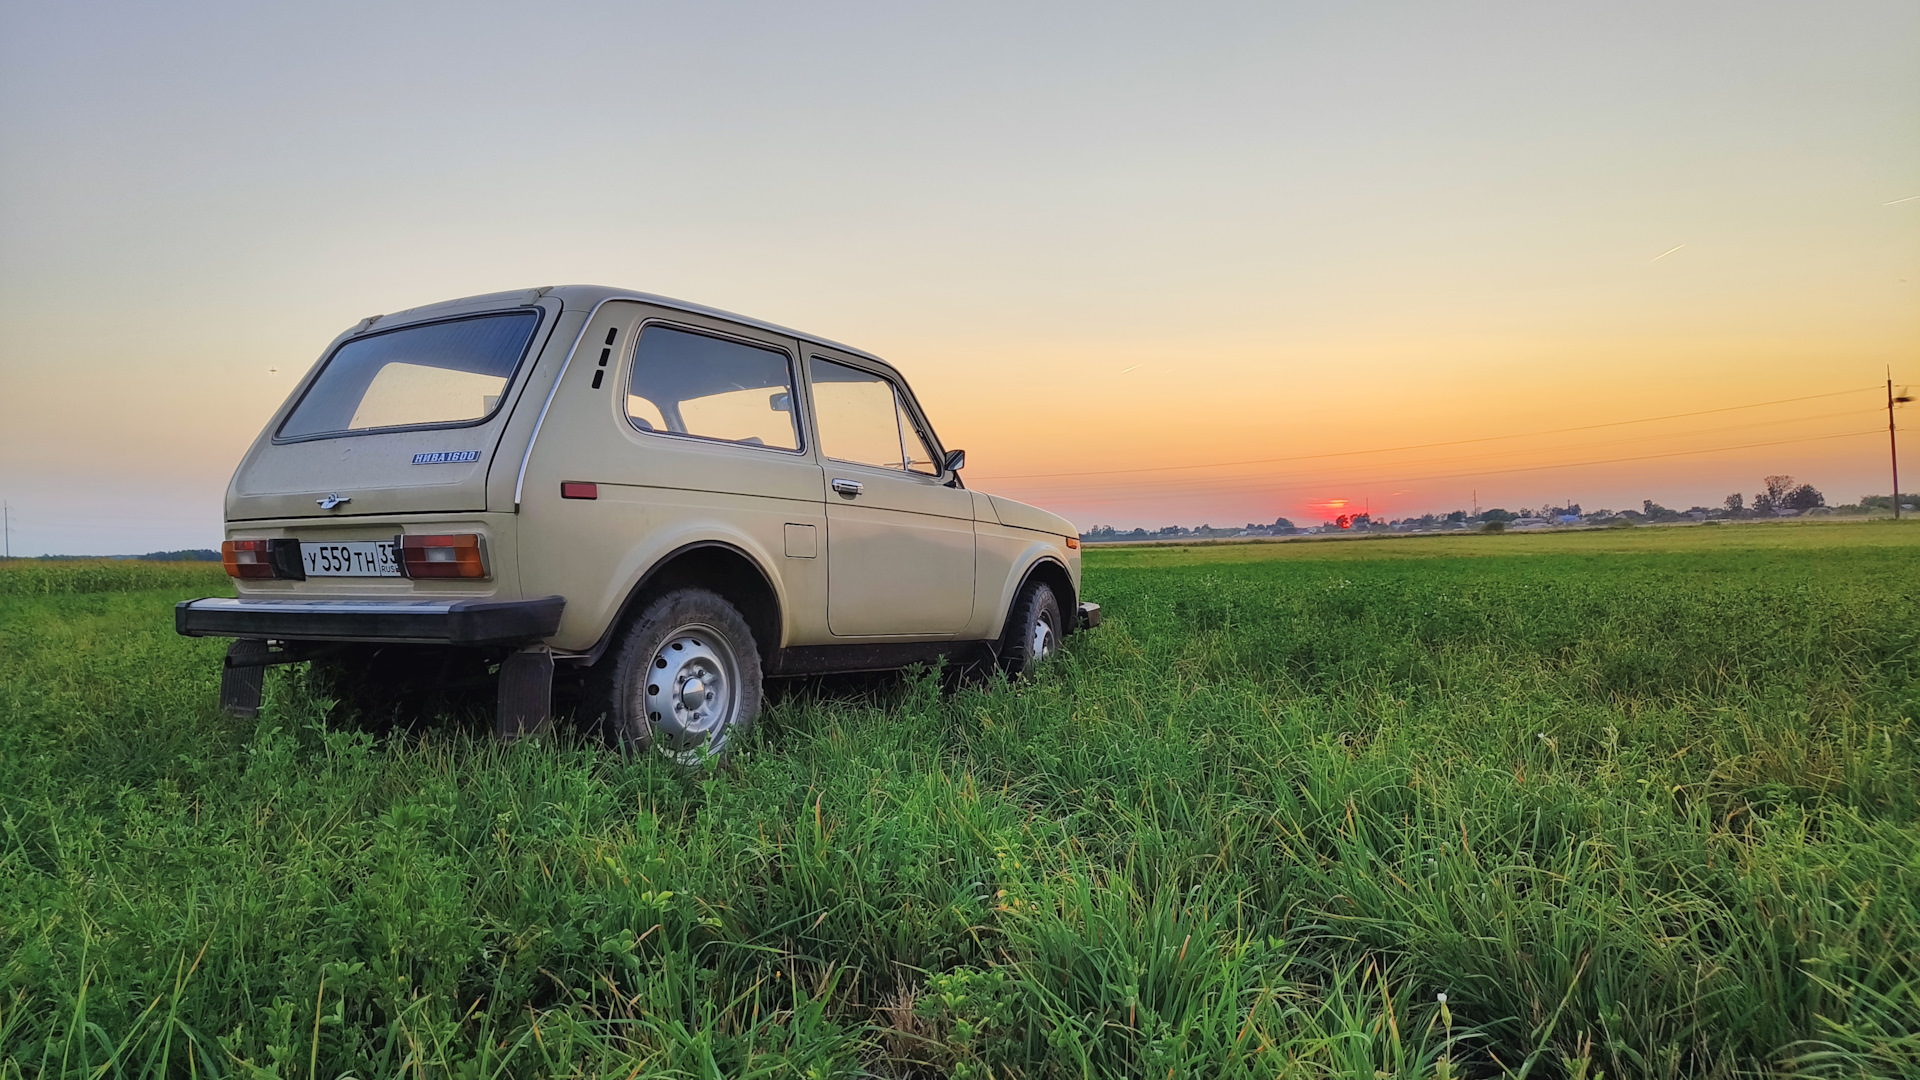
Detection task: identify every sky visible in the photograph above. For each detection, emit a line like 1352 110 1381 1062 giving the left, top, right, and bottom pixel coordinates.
1 0 1916 553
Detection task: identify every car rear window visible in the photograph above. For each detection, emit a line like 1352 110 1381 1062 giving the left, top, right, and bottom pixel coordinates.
278 311 540 440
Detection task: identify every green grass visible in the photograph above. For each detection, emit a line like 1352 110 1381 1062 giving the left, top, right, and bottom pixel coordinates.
1 524 1916 1078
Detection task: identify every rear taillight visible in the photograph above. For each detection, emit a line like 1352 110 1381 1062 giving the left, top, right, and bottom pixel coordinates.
222 539 275 579
397 534 489 579
222 539 305 580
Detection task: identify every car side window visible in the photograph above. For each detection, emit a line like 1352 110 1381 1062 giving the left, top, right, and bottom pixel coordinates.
626 325 800 450
809 358 939 474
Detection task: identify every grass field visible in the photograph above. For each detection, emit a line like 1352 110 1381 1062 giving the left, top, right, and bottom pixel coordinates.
2 521 1916 1078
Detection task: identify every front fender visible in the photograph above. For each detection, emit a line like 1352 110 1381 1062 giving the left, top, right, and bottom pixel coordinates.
985 541 1076 641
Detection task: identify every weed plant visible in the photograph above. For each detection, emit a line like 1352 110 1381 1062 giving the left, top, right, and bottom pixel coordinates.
1 524 1915 1077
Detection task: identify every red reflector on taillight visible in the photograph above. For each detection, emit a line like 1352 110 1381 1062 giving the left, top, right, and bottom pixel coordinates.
398 533 488 579
221 539 276 579
561 481 598 500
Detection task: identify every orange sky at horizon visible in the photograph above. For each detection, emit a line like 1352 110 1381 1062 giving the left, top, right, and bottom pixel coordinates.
930 337 1907 528
1 2 1915 552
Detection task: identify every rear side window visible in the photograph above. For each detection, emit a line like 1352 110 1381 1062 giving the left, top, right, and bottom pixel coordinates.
626 325 800 450
279 311 539 440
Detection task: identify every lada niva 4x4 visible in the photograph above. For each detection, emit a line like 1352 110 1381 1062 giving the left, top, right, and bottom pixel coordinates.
177 286 1097 763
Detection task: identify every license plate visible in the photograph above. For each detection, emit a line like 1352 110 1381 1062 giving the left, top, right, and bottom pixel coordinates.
301 541 400 577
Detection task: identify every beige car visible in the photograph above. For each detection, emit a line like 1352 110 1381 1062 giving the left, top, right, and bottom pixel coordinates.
177 285 1096 762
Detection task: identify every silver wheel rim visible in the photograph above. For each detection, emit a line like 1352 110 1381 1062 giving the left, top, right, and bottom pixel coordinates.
640 622 739 762
1029 614 1055 664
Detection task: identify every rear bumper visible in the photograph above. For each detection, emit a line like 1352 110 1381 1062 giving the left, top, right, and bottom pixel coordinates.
1077 601 1102 630
175 595 565 646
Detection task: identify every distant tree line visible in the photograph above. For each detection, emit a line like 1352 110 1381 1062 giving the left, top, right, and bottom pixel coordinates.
1079 474 1916 542
12 549 221 562
1081 517 1299 542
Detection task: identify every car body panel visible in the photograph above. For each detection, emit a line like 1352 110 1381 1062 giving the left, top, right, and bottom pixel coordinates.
973 521 1079 641
821 460 976 636
986 493 1076 538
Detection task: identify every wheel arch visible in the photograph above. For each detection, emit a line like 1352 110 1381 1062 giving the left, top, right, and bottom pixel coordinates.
577 541 783 667
1002 555 1077 641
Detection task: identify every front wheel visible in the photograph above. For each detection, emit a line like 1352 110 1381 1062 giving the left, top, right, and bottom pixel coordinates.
999 580 1063 678
586 589 762 768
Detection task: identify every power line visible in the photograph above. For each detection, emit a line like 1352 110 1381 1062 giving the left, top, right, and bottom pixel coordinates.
1031 427 1887 506
972 384 1883 481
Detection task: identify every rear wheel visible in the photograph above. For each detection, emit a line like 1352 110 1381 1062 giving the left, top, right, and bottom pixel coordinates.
999 580 1062 678
586 588 762 768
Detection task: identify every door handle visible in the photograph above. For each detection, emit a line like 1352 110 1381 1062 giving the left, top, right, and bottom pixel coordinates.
831 478 864 496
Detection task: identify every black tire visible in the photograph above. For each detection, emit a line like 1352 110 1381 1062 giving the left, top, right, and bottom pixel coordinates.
999 580 1063 678
584 588 762 768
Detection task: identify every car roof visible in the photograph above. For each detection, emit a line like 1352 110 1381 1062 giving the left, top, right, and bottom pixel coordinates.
367 284 901 377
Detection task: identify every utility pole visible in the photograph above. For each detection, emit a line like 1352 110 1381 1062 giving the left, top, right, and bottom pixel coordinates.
1892 369 1914 519
3 502 9 558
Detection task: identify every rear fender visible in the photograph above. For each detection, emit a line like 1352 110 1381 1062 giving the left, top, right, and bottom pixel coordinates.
572 528 788 666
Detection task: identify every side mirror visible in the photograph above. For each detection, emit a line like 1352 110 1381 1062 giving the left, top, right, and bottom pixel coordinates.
943 448 966 472
769 391 792 412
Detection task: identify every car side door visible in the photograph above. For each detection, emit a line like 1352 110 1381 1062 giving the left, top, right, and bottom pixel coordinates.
806 351 975 636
